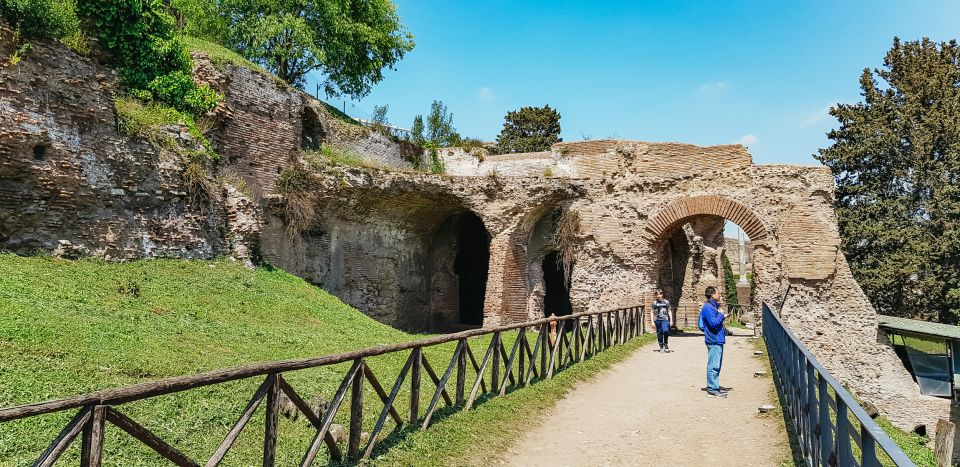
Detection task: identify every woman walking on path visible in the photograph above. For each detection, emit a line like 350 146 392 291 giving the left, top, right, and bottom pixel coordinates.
650 291 672 352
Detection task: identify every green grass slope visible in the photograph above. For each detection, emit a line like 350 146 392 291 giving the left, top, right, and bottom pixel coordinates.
0 255 655 466
0 255 420 465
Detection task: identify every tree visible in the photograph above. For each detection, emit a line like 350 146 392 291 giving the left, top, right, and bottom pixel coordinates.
816 37 960 323
411 114 425 145
370 104 389 133
721 253 739 307
170 0 228 42
496 105 562 153
207 0 414 94
1 0 80 39
425 100 459 147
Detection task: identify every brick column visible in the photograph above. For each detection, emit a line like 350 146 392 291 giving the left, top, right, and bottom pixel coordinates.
483 231 528 326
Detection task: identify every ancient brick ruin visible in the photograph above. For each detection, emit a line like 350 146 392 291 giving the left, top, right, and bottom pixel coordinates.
0 29 951 440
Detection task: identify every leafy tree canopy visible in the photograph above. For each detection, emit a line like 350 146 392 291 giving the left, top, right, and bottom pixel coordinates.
496 105 562 154
180 0 414 95
425 100 458 147
816 37 960 323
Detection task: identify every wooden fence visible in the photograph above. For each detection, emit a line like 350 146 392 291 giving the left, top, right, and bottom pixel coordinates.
0 306 646 466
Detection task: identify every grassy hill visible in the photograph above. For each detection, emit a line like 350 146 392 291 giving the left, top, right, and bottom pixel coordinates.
0 255 658 466
0 255 427 465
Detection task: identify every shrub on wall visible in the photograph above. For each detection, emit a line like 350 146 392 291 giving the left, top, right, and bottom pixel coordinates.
0 0 80 39
146 70 220 116
76 0 219 115
276 166 317 237
114 97 217 161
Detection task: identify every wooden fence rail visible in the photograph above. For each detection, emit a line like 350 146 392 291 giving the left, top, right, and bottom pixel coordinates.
0 306 646 466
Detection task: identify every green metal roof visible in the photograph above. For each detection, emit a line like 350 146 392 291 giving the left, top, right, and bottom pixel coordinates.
878 315 960 341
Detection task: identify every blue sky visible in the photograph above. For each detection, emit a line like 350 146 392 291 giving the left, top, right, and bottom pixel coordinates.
308 0 959 166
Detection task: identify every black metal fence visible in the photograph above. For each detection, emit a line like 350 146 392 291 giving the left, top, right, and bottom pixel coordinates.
763 303 914 467
667 302 753 330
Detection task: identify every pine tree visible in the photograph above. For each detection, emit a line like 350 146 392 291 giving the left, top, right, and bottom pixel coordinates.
816 37 960 323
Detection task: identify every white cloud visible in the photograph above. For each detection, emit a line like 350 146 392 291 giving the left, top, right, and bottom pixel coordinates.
799 104 834 128
735 134 759 146
478 86 495 101
697 81 729 94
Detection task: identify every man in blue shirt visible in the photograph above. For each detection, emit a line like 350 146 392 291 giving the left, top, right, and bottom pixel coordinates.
699 286 727 398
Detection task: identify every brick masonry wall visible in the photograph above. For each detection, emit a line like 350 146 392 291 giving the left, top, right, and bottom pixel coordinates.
0 28 230 259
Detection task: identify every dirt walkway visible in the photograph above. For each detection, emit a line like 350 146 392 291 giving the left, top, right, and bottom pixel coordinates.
501 331 785 467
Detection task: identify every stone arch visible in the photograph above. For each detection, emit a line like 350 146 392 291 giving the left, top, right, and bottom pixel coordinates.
644 195 768 244
425 209 491 330
300 106 326 151
642 194 781 323
483 202 571 325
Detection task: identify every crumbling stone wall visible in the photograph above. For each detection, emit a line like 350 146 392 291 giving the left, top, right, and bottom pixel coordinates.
0 28 230 259
257 169 582 330
192 53 421 196
1 31 428 261
441 140 946 440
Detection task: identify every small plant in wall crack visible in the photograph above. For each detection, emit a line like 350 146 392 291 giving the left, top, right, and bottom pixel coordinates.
554 209 581 282
183 152 216 207
6 42 30 67
276 166 318 237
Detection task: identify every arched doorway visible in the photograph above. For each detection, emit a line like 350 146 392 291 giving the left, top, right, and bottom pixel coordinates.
656 216 755 327
427 210 490 330
455 212 490 325
524 206 577 319
644 195 772 329
542 251 573 317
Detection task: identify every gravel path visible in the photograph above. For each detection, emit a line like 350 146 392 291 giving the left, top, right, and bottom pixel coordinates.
501 330 785 466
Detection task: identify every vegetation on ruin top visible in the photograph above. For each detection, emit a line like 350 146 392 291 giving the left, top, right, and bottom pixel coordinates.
113 97 216 159
305 145 381 171
184 36 270 77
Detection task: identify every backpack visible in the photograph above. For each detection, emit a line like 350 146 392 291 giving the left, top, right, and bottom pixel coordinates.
697 309 705 332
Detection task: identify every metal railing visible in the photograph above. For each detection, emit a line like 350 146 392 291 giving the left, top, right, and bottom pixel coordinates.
0 306 645 466
763 303 914 467
664 302 753 329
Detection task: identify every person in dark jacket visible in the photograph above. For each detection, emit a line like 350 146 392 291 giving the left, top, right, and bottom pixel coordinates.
650 291 672 352
699 286 727 398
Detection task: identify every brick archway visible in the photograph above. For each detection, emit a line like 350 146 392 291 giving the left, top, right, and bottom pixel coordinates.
643 195 768 243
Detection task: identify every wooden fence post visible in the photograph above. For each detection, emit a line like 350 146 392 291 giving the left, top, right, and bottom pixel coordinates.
491 333 501 392
263 374 280 467
80 405 106 467
409 348 421 423
936 418 955 467
456 340 466 405
348 359 364 460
